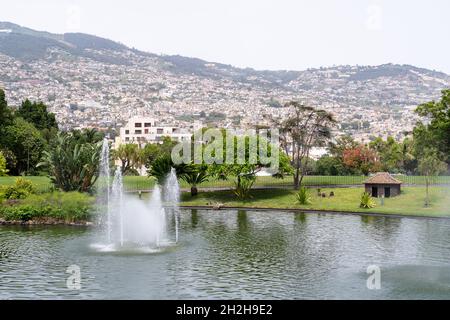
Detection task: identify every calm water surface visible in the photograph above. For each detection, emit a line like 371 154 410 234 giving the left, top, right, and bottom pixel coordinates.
1 209 450 299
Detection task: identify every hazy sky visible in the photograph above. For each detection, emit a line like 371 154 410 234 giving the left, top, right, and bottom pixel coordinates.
1 0 450 73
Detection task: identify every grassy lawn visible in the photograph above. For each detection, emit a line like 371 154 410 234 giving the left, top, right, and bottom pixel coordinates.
122 176 156 190
0 176 157 192
180 186 450 217
0 176 52 192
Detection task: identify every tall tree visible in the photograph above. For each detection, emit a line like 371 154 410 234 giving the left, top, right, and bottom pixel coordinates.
399 137 417 174
0 89 13 144
278 102 336 189
417 148 448 207
329 135 359 158
17 99 58 131
141 137 177 168
342 144 381 175
113 143 143 175
369 136 403 173
414 89 450 164
3 118 46 175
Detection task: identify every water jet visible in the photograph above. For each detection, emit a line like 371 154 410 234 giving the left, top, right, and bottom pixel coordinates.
94 142 180 252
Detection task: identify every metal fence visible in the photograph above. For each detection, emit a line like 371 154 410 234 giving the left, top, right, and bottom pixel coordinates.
122 175 450 192
1 175 450 194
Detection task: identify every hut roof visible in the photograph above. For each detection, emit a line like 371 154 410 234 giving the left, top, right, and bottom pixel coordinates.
364 172 402 185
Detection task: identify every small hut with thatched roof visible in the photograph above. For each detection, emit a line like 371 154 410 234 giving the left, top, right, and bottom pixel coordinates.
364 172 402 198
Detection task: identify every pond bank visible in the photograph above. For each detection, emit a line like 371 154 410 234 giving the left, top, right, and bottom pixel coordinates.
0 217 94 226
2 208 448 226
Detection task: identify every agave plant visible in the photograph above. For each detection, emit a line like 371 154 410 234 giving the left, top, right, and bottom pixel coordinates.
360 192 376 209
37 133 102 193
296 186 312 205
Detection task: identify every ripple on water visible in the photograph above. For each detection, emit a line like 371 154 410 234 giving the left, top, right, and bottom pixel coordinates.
2 210 450 299
89 241 178 255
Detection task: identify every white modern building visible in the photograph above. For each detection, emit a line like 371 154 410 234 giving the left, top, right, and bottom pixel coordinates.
115 116 192 147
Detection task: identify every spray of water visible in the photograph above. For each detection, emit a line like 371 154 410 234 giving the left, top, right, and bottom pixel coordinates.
164 168 180 243
99 138 111 242
94 142 181 252
112 168 124 246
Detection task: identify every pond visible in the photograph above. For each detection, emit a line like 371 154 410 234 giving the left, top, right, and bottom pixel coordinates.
1 209 450 299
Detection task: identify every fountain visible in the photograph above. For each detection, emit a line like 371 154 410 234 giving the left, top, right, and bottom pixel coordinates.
93 141 180 252
164 168 180 243
99 138 111 242
111 168 124 246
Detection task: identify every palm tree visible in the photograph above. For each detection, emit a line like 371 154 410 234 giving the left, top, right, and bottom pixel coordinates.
180 165 210 196
113 143 142 175
147 154 189 185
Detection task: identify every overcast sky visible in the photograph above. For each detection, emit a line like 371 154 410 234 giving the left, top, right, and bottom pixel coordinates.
1 0 450 73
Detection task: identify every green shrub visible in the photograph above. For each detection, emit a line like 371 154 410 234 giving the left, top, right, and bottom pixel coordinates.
4 187 29 200
296 187 312 205
0 191 95 222
233 176 256 199
15 177 36 192
360 192 376 209
0 205 39 221
3 178 36 199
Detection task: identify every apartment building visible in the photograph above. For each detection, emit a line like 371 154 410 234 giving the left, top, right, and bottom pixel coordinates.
115 116 192 147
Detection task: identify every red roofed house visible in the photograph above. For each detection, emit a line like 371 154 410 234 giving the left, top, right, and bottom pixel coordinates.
364 172 402 198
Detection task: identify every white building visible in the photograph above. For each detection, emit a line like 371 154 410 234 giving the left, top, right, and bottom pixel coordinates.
114 116 193 176
115 116 192 147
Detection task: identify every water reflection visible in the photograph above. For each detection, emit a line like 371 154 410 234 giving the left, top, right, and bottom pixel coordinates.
294 212 307 224
1 210 450 299
190 209 199 228
237 210 249 233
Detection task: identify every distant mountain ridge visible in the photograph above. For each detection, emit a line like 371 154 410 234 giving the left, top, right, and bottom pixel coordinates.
1 21 448 84
0 22 132 64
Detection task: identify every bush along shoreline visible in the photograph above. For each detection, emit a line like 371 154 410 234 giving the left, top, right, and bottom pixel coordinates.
0 183 96 225
0 195 95 225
